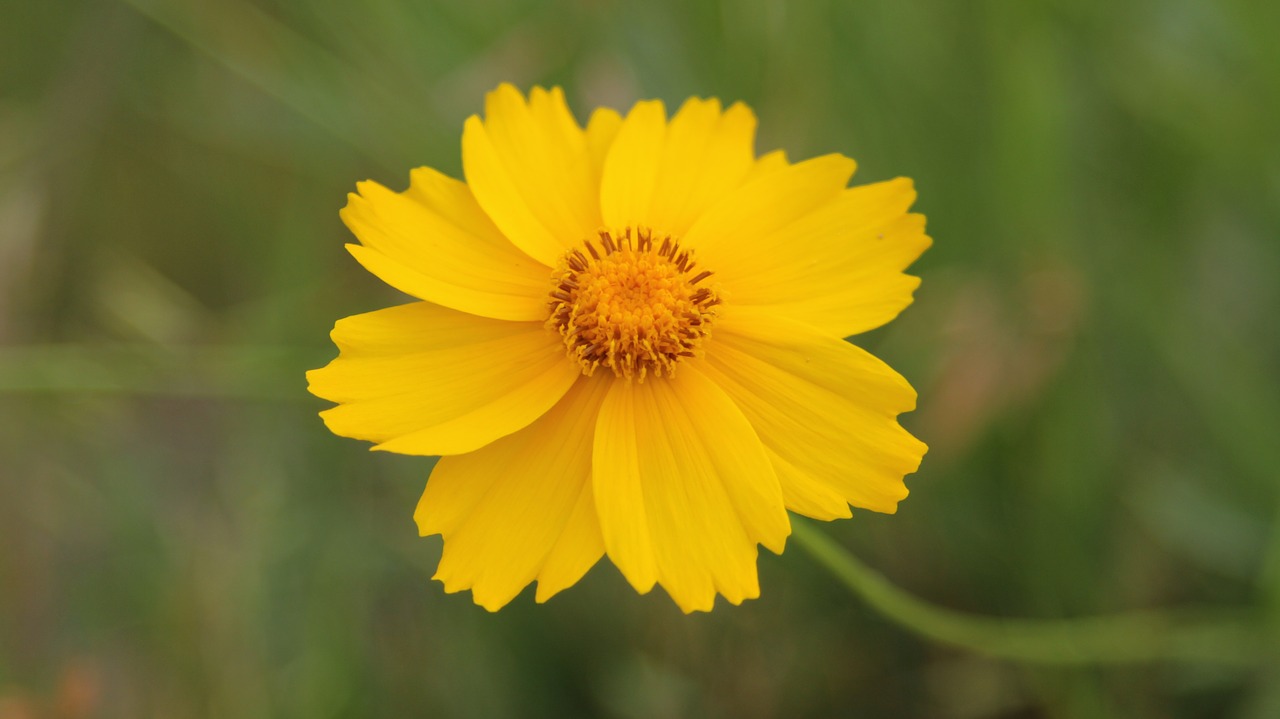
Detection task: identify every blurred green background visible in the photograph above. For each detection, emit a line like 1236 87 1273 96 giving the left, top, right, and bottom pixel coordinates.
2 0 1278 716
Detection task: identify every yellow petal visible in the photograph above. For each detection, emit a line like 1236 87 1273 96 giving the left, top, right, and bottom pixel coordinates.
702 306 927 517
418 375 610 610
744 149 789 183
766 449 853 521
682 154 856 270
462 84 601 265
599 98 758 237
535 471 605 603
339 168 551 321
307 302 579 456
712 178 931 338
585 106 623 184
592 366 790 613
652 98 757 234
599 99 666 232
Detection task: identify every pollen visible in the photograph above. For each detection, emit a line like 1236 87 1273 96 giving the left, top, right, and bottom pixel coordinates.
548 227 721 381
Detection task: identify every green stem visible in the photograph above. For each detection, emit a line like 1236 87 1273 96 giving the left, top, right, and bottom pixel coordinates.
790 519 1264 665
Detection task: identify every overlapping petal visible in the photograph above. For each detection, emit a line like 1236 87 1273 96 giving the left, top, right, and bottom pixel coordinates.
462 84 602 265
340 167 551 321
600 97 758 236
702 177 930 338
585 106 623 188
307 302 580 457
681 153 857 270
592 365 790 612
701 306 927 518
417 375 610 610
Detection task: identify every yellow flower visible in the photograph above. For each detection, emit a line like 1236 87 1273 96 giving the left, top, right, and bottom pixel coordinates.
307 84 929 613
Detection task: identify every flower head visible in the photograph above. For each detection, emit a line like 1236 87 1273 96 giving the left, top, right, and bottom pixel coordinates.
307 84 929 612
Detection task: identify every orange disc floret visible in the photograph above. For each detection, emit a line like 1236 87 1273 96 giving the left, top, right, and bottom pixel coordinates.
548 227 720 381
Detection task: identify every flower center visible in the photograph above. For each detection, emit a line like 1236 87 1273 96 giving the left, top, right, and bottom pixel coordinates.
547 227 720 381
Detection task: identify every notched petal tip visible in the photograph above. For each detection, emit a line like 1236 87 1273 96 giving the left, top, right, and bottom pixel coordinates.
315 405 369 442
303 365 326 392
887 175 916 194
461 113 485 135
485 81 525 105
907 214 934 248
675 95 722 114
353 178 383 195
611 562 658 596
528 84 563 103
625 97 668 121
430 573 516 613
668 578 762 614
815 152 858 182
588 106 623 125
675 600 713 615
305 360 350 404
533 582 559 604
336 193 367 232
761 521 792 555
871 486 911 516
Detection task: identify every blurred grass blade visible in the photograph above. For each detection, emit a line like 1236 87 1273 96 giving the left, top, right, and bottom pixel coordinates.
115 0 405 171
0 344 317 400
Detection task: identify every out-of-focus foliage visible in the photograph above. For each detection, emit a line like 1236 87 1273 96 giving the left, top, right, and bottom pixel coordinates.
1 0 1277 717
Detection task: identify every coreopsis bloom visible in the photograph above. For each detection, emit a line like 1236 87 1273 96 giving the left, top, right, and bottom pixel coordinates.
308 84 929 613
